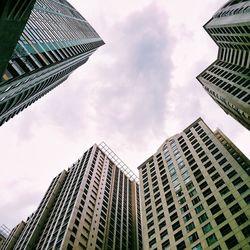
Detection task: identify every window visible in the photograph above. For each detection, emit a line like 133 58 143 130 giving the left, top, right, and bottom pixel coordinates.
192 243 203 250
238 184 249 194
199 181 208 190
225 235 239 249
172 221 181 231
219 224 232 236
159 221 166 230
149 238 156 248
189 232 199 244
215 179 225 188
192 197 200 206
186 222 195 232
206 196 216 206
211 246 221 250
210 204 221 215
168 204 176 213
148 229 155 238
162 239 170 250
235 213 248 226
160 230 168 240
174 230 183 241
189 189 197 197
176 241 186 250
206 234 217 246
232 177 243 186
227 170 237 179
224 194 235 205
242 225 250 238
186 181 194 190
229 203 241 215
202 223 213 234
181 205 189 214
195 204 204 214
198 213 208 224
215 214 226 225
179 197 186 205
203 188 212 197
183 213 192 223
219 186 229 196
170 212 178 222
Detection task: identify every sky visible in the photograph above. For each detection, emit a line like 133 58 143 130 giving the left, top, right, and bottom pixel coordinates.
0 0 250 229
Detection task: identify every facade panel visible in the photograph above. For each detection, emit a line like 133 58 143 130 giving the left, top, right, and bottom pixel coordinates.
1 144 142 250
138 118 250 250
0 0 104 126
197 0 250 130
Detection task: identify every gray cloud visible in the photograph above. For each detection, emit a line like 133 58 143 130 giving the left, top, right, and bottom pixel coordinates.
92 3 175 142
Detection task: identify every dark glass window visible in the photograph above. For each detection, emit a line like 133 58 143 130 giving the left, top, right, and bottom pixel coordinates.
242 225 250 238
215 214 226 225
183 213 192 223
232 177 243 186
189 232 199 244
235 213 248 226
192 197 200 206
219 186 229 196
227 170 237 179
203 188 212 197
180 204 189 214
199 181 208 190
176 241 186 250
202 223 213 234
172 221 181 231
170 212 178 222
225 235 239 249
198 213 208 224
195 204 204 214
206 196 216 206
159 221 166 230
168 204 176 213
224 194 235 205
174 230 183 241
206 233 217 246
229 203 241 215
186 222 195 232
210 204 221 215
238 184 249 194
219 224 232 236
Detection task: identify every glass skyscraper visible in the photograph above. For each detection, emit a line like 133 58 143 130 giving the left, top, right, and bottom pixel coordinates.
1 143 142 250
138 118 250 250
197 0 250 130
0 0 104 126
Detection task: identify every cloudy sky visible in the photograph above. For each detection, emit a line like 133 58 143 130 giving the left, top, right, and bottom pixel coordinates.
1 0 250 229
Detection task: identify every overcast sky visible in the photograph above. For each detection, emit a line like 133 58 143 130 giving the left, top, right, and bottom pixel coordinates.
1 0 250 229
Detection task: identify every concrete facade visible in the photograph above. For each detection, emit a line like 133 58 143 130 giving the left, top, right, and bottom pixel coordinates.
0 0 104 126
2 144 142 250
138 118 250 250
197 0 250 130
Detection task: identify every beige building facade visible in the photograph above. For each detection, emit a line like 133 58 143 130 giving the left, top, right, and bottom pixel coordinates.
138 118 250 250
1 143 142 250
197 0 250 130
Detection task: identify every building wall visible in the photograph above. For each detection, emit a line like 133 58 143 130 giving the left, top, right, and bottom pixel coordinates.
138 118 250 250
3 144 142 250
197 0 250 130
0 0 104 126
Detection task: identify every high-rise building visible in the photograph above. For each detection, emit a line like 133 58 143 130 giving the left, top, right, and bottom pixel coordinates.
138 118 250 250
1 143 142 250
0 0 104 126
0 0 37 77
197 0 250 130
0 225 10 249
